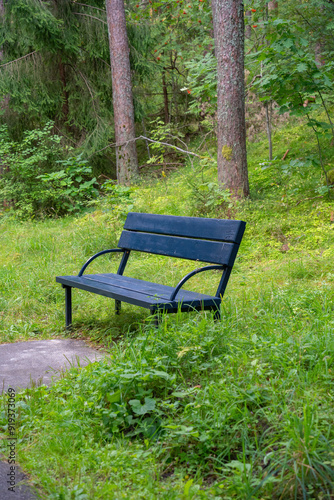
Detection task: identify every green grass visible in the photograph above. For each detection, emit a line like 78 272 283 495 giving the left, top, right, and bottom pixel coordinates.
1 119 334 498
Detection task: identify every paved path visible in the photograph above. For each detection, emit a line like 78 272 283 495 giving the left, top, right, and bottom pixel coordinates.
0 339 105 392
0 458 40 499
0 338 107 498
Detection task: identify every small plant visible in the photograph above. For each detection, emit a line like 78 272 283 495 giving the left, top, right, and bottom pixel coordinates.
101 180 136 219
190 180 232 216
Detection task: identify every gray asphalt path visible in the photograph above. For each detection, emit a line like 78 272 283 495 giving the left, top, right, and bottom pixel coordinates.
0 338 107 498
0 339 106 392
0 458 41 499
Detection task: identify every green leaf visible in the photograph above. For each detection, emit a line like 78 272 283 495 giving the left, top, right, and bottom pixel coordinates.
296 63 308 73
128 397 156 415
106 391 121 404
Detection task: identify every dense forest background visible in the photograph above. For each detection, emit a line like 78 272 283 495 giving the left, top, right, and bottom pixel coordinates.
0 0 334 217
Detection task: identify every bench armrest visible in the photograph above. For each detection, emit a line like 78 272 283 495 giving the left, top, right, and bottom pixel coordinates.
78 249 125 277
169 265 225 301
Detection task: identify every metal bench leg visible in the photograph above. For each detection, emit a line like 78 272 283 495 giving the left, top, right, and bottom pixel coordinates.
151 310 161 328
115 300 121 315
64 286 72 329
213 308 221 321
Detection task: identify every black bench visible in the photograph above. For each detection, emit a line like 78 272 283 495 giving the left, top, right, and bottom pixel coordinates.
56 212 246 328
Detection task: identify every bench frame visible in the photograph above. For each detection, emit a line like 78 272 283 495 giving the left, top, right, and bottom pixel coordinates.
57 213 245 328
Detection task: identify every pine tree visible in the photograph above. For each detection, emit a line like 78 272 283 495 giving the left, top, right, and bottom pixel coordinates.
106 0 138 184
211 0 249 197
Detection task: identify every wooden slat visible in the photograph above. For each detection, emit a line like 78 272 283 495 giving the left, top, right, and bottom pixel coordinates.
124 212 246 244
56 274 220 311
118 231 238 266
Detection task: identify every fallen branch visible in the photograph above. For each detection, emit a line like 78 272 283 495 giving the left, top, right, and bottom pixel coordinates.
139 163 184 169
282 149 289 161
89 136 201 159
295 194 324 206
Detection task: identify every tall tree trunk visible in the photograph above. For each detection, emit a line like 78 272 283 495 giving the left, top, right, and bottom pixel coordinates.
106 0 138 184
211 0 249 197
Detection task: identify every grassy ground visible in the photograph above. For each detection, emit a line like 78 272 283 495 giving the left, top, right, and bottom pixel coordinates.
1 119 334 499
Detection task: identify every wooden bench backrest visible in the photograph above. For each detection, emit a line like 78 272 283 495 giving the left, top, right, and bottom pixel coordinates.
118 213 246 267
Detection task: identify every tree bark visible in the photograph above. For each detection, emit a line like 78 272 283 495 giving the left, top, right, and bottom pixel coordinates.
245 11 252 39
162 70 170 124
0 0 9 185
268 1 278 14
0 0 4 62
265 101 273 161
211 0 249 197
58 56 70 124
106 0 138 184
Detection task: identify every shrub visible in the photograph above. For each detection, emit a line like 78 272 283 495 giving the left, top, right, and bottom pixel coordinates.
0 122 98 218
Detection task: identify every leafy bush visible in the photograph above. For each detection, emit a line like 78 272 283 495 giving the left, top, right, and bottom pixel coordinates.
38 155 99 214
0 123 98 218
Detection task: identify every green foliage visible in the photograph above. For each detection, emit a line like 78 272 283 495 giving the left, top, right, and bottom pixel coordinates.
38 155 99 214
190 180 232 216
100 180 136 219
0 123 98 218
183 52 217 115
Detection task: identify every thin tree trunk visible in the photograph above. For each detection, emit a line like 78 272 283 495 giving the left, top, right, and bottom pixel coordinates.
0 0 8 112
106 0 138 184
0 0 9 187
162 70 170 124
268 1 278 14
245 11 252 39
211 0 249 197
58 56 70 124
142 119 151 159
265 101 273 161
0 0 4 63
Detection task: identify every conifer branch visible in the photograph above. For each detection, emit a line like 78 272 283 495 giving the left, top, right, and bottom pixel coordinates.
0 51 38 68
72 2 106 13
69 64 99 121
73 12 107 25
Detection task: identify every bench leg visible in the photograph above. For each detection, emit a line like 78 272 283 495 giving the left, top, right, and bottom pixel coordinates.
150 310 161 328
213 308 221 321
64 286 72 329
115 300 121 315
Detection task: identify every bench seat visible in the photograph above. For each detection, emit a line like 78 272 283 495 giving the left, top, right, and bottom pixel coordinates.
56 273 221 312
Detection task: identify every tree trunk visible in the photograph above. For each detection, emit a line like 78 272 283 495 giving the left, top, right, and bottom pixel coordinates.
106 0 138 184
0 0 4 62
58 56 70 124
0 0 9 186
265 101 273 161
0 0 8 111
211 0 249 197
268 1 278 14
162 70 169 124
245 11 252 39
